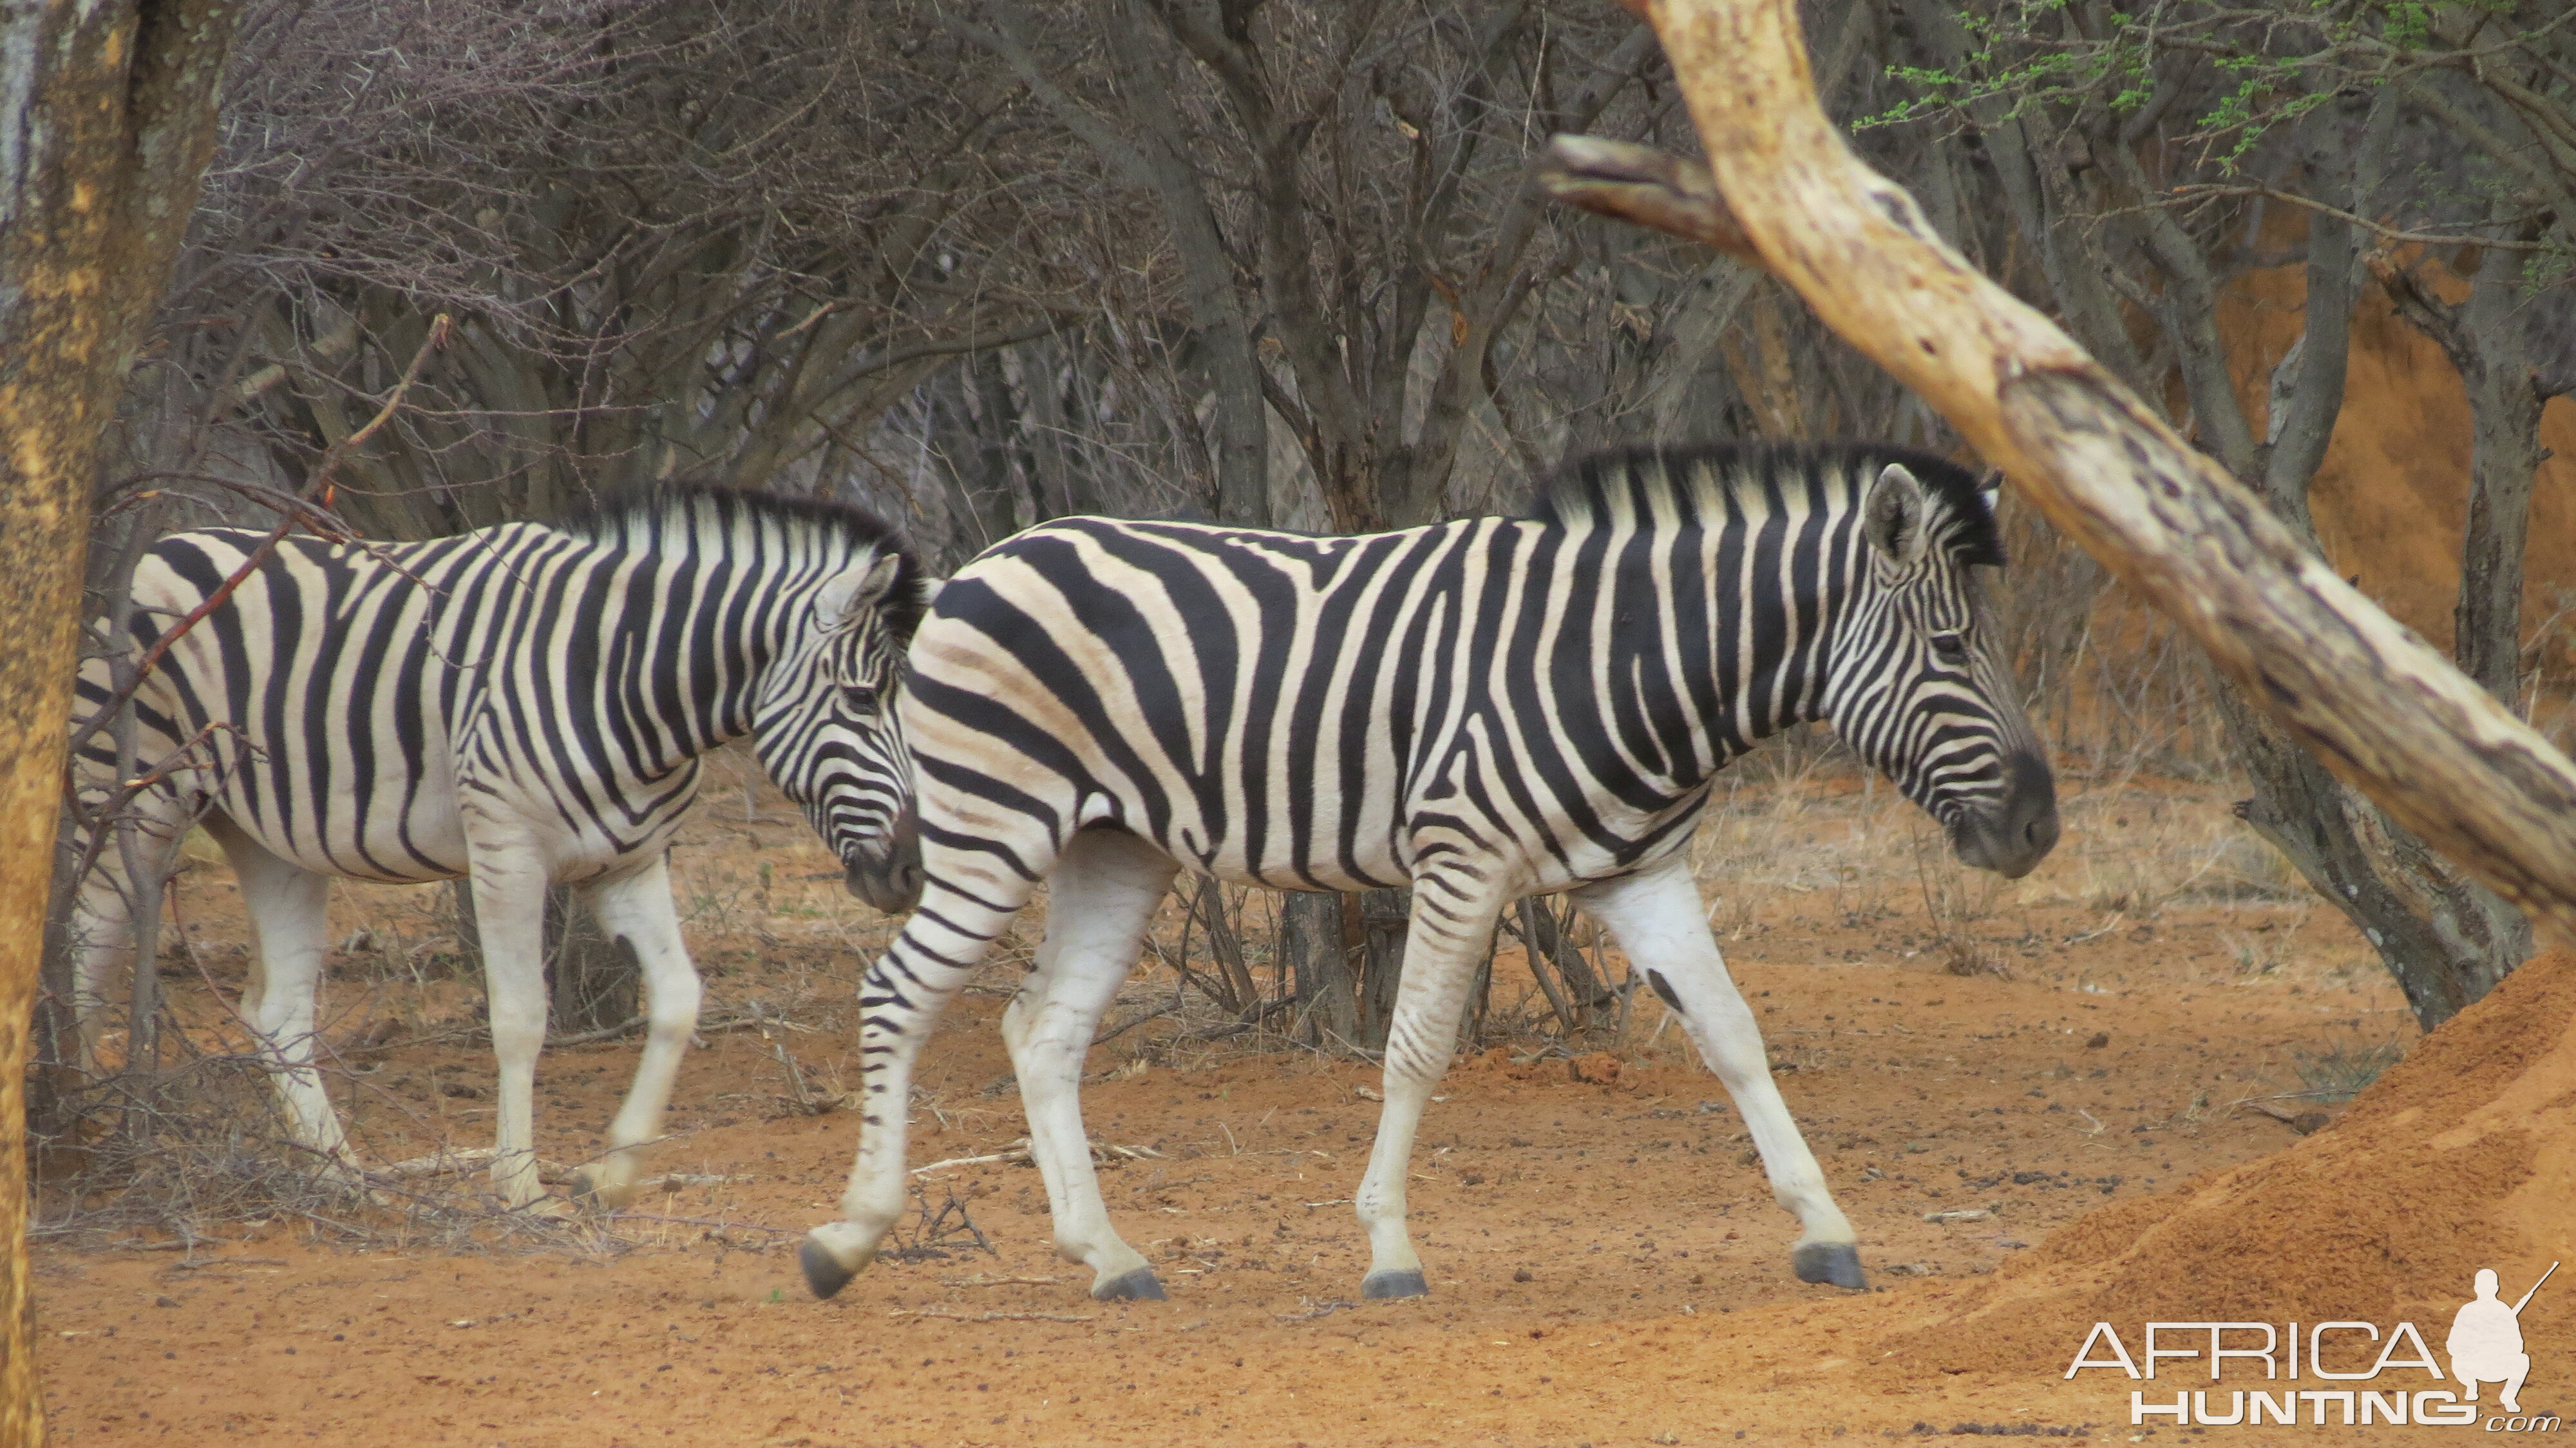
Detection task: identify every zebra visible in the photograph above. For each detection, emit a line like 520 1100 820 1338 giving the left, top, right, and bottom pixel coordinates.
795 440 2061 1304
67 486 932 1210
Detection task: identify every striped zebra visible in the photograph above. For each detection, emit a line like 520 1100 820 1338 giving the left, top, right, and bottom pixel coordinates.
68 487 931 1210
799 441 2059 1304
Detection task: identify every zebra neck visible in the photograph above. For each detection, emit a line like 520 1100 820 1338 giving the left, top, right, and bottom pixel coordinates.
589 549 780 780
1609 515 1853 792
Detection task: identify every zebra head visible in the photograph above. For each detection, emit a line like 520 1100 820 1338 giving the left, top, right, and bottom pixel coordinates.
1823 461 2059 879
750 550 934 915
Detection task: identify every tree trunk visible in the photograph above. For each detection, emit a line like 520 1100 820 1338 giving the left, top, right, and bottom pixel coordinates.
2183 195 2533 1030
1279 891 1354 1049
2 1 247 1438
2219 687 2505 1024
1350 888 1411 1053
976 1 1271 530
2433 243 2548 710
448 880 641 1036
543 894 639 1037
1097 1 1270 528
1519 896 1616 1033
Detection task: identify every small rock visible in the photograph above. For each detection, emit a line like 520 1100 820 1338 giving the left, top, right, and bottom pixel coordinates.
154 1295 178 1309
2084 1033 2110 1049
1923 1208 1991 1224
1513 1267 1534 1282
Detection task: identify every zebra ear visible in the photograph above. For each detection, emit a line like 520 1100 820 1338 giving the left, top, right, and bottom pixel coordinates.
814 552 905 625
1864 464 1931 567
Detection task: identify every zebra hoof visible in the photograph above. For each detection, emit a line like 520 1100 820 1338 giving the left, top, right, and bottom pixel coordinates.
1792 1241 1868 1290
800 1224 878 1300
568 1170 631 1212
1092 1268 1166 1302
1361 1269 1429 1300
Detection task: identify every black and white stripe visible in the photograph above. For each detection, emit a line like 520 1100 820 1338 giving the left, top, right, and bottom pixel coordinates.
800 441 2058 1300
70 486 929 1208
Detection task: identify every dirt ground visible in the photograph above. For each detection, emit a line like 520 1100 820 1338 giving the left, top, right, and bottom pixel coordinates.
38 757 2553 1447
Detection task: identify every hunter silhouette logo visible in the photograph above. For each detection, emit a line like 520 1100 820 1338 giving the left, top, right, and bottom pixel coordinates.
2452 1262 2554 1415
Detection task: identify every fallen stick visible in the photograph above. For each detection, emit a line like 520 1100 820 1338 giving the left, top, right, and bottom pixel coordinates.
910 1145 1031 1175
911 1138 1164 1176
2238 1099 2334 1134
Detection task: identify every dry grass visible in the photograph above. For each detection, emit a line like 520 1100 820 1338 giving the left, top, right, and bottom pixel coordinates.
30 1056 626 1259
2291 1036 2409 1103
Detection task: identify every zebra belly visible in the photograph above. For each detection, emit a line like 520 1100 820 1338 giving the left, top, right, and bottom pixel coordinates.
914 728 1703 902
169 687 469 882
1180 795 1707 899
194 735 699 886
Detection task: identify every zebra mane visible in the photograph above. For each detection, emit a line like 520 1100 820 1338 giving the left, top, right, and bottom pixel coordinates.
1524 443 2005 568
551 483 931 633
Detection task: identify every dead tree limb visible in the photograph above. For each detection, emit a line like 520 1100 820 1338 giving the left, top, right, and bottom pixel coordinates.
1534 0 2576 945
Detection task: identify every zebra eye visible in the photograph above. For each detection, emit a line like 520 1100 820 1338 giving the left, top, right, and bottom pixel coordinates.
1930 633 1971 666
839 683 880 714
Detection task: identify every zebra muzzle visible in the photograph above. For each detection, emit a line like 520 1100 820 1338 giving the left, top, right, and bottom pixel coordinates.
1947 751 2060 879
842 810 924 914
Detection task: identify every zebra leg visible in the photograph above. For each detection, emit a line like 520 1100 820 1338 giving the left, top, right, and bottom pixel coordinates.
569 857 701 1210
68 786 190 1076
464 843 555 1210
1352 877 1510 1300
801 870 1036 1299
997 830 1177 1300
1572 859 1866 1289
210 819 353 1166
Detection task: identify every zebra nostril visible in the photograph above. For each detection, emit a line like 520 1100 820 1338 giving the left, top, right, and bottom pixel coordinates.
2020 807 2061 861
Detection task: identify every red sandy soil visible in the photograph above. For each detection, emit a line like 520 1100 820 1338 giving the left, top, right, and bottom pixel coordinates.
39 767 2538 1447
